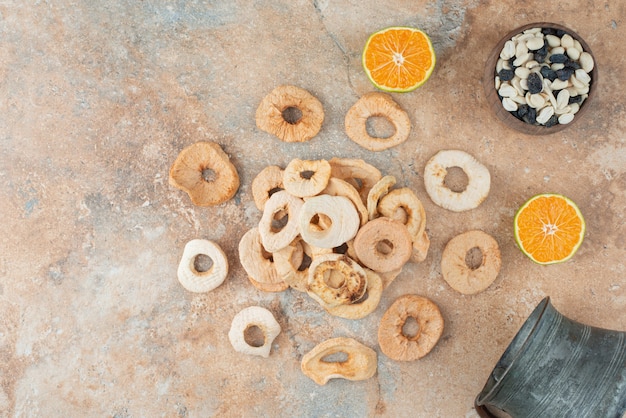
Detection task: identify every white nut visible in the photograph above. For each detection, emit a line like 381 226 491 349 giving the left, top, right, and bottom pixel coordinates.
575 69 591 85
526 36 544 51
536 106 555 125
579 52 594 73
546 34 561 47
228 306 281 357
513 52 532 67
556 89 571 110
502 97 518 112
498 83 518 98
177 239 228 293
500 40 516 60
560 34 574 49
515 67 531 79
550 78 569 90
566 47 580 61
558 113 575 125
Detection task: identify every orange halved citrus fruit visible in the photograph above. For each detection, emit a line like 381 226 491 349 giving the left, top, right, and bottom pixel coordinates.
362 26 436 93
514 193 585 265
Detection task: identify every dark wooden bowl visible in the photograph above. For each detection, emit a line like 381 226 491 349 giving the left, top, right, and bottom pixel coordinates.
483 22 598 135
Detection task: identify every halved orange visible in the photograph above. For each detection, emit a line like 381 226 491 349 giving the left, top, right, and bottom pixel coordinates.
362 26 436 93
514 193 585 265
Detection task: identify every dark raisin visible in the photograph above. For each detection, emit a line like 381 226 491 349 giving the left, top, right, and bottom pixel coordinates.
540 66 558 81
556 67 574 81
527 72 543 94
544 115 559 127
565 60 581 70
517 104 529 117
523 107 537 125
569 95 583 104
498 68 515 81
556 29 568 37
549 54 569 64
542 27 557 36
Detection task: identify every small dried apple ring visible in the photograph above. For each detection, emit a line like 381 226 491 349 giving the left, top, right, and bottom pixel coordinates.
423 149 491 212
441 230 501 295
228 306 281 358
320 177 368 226
272 239 308 292
307 253 368 308
325 269 383 319
177 239 228 293
366 175 396 220
238 227 288 292
378 294 444 361
377 188 426 239
353 217 413 273
328 157 382 203
299 195 360 249
251 165 284 211
283 158 332 198
345 92 411 151
169 141 240 206
255 85 324 143
301 337 377 385
258 190 304 253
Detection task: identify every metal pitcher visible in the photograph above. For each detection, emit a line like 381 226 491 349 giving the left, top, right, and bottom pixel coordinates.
475 296 626 418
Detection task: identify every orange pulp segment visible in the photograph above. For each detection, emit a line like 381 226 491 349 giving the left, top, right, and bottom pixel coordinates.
362 27 436 93
514 193 585 264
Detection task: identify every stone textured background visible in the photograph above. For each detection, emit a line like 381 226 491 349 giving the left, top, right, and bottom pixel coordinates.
1 0 624 416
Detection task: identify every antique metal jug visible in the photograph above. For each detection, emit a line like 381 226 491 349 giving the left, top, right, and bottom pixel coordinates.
475 296 626 418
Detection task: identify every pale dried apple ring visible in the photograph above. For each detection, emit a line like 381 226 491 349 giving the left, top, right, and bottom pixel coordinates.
228 306 281 358
354 217 413 273
377 187 426 239
251 165 284 211
255 85 324 143
273 239 308 292
328 157 382 203
238 227 288 292
307 253 368 308
325 269 383 319
410 230 430 263
366 175 396 220
301 337 377 385
258 190 304 253
378 294 444 361
321 177 368 226
345 92 411 151
423 149 491 212
441 230 501 295
299 195 360 249
169 141 240 206
177 239 228 293
283 158 332 198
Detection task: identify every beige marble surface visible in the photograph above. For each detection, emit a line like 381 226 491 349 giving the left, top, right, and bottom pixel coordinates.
1 0 625 416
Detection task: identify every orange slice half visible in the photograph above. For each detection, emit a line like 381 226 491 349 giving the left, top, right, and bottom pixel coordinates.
514 193 585 265
362 26 436 93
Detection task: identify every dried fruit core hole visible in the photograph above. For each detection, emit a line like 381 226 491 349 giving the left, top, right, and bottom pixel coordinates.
465 246 484 270
366 115 396 139
309 213 332 232
376 239 394 255
300 170 315 180
282 106 303 124
243 325 266 348
268 187 283 198
298 253 312 271
323 269 346 289
321 351 349 363
271 208 289 232
402 316 420 339
201 167 217 182
444 166 469 193
193 254 214 273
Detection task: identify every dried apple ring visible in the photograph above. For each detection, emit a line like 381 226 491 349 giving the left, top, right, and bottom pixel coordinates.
320 177 368 227
283 158 332 198
177 239 228 293
256 85 324 143
345 92 411 151
238 227 288 292
324 269 383 319
169 141 240 206
272 239 308 292
423 149 491 212
299 195 360 249
378 294 444 361
251 165 284 211
441 230 501 295
377 188 426 239
366 175 396 220
307 253 367 308
301 337 377 385
228 306 281 358
353 217 413 273
328 157 382 203
258 190 304 253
